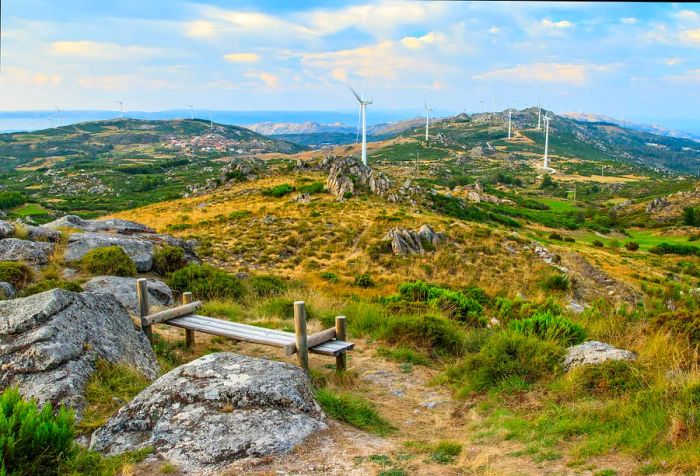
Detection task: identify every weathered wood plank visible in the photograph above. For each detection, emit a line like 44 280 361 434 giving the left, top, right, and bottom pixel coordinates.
287 327 336 354
142 301 202 326
335 315 347 371
294 301 309 370
181 315 296 343
183 292 195 349
136 278 152 342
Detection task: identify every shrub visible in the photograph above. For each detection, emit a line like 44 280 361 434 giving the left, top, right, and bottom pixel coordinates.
0 262 33 288
169 264 244 300
0 191 26 210
549 232 563 241
354 273 375 288
650 242 700 256
298 182 325 194
624 241 640 251
653 309 700 343
447 331 564 392
21 279 82 297
248 274 287 297
262 183 295 198
592 239 604 248
381 315 468 357
320 272 338 283
431 441 462 464
0 387 75 475
152 245 186 275
566 360 643 396
314 389 393 435
80 246 136 277
508 311 586 346
540 274 569 291
392 281 485 326
684 207 700 227
376 346 432 366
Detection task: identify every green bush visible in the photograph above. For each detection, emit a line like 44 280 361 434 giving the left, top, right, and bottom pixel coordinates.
391 280 485 326
80 246 136 277
262 183 295 198
169 264 244 300
508 311 586 346
650 242 700 256
354 273 375 288
0 191 26 210
592 239 604 248
447 331 563 392
567 360 643 396
549 232 563 241
314 389 393 435
0 262 33 289
152 245 187 275
540 274 569 291
0 387 74 475
21 279 82 297
653 309 700 343
624 241 640 251
684 207 700 227
431 440 462 464
320 272 338 283
298 182 325 194
381 315 468 357
248 274 287 297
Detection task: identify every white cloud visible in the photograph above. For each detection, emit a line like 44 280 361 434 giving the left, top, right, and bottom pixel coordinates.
400 32 438 49
680 29 700 44
488 26 500 34
675 10 700 23
223 53 260 63
50 41 163 60
665 57 684 66
77 74 137 90
666 68 700 82
244 70 280 89
621 17 638 24
540 18 573 29
473 62 616 86
0 66 62 86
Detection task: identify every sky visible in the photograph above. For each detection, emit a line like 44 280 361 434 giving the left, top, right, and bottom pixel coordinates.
1 1 700 125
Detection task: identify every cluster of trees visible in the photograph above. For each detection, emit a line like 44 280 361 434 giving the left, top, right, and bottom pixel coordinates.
0 191 25 210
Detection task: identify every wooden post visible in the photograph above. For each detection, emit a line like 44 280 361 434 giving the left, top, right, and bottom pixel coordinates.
293 301 309 370
183 292 195 349
335 315 347 372
136 278 152 342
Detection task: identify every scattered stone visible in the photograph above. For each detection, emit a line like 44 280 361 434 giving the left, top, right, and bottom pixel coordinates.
90 353 326 473
391 389 406 398
293 193 311 204
0 282 16 299
0 220 15 238
563 341 636 371
0 238 54 265
610 199 632 213
62 268 78 279
64 232 154 272
567 300 586 314
646 197 669 214
25 225 61 242
83 276 174 314
0 289 158 413
382 225 446 256
45 215 155 235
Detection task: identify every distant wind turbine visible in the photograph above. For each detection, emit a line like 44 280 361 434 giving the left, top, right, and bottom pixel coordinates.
116 100 125 119
349 85 373 166
54 106 62 128
537 100 542 131
543 113 552 170
424 102 433 141
507 109 512 139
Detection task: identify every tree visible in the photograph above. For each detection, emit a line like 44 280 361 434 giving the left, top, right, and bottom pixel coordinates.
540 174 556 189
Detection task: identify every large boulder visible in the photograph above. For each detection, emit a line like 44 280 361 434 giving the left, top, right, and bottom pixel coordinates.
382 225 446 256
45 215 155 235
564 341 636 371
83 276 174 314
323 156 392 200
90 353 326 473
26 225 61 242
0 220 15 238
0 238 54 265
64 232 154 272
0 289 158 413
132 233 200 264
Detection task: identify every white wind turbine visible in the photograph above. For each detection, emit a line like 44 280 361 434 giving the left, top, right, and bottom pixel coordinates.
542 113 552 171
349 85 373 166
537 100 542 131
116 100 125 119
424 101 433 142
507 109 513 139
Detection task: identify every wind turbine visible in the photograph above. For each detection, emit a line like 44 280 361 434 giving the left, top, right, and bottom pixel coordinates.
116 100 125 119
424 101 433 141
537 100 542 131
543 113 552 170
54 106 62 128
349 85 373 166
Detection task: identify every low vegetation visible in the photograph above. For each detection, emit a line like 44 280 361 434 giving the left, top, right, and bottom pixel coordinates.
169 264 244 300
80 246 137 277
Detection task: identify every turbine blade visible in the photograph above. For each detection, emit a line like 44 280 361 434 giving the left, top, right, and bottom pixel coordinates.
361 85 367 101
356 105 361 144
348 86 362 102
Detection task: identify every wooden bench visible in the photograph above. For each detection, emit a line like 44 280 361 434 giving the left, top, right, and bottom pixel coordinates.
135 278 353 371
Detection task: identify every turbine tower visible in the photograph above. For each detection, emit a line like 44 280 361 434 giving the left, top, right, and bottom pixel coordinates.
424 101 433 141
116 100 125 119
507 109 512 139
537 101 542 131
543 113 551 170
349 86 373 166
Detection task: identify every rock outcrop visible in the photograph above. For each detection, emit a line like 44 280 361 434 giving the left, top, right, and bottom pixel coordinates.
0 238 54 265
64 232 155 272
320 156 392 200
0 221 14 238
90 353 326 473
83 276 174 314
0 289 158 412
220 158 265 183
382 225 446 255
646 197 669 214
45 215 155 235
26 225 61 242
563 341 636 371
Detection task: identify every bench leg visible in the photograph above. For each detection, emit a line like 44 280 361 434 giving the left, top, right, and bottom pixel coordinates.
294 301 309 370
182 292 195 349
335 316 347 372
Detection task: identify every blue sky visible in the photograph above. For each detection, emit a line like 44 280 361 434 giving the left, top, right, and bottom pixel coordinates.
1 1 699 124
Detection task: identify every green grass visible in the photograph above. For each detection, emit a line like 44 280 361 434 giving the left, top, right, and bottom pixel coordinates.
574 229 693 251
9 202 49 217
538 198 579 213
376 346 432 366
314 388 394 435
